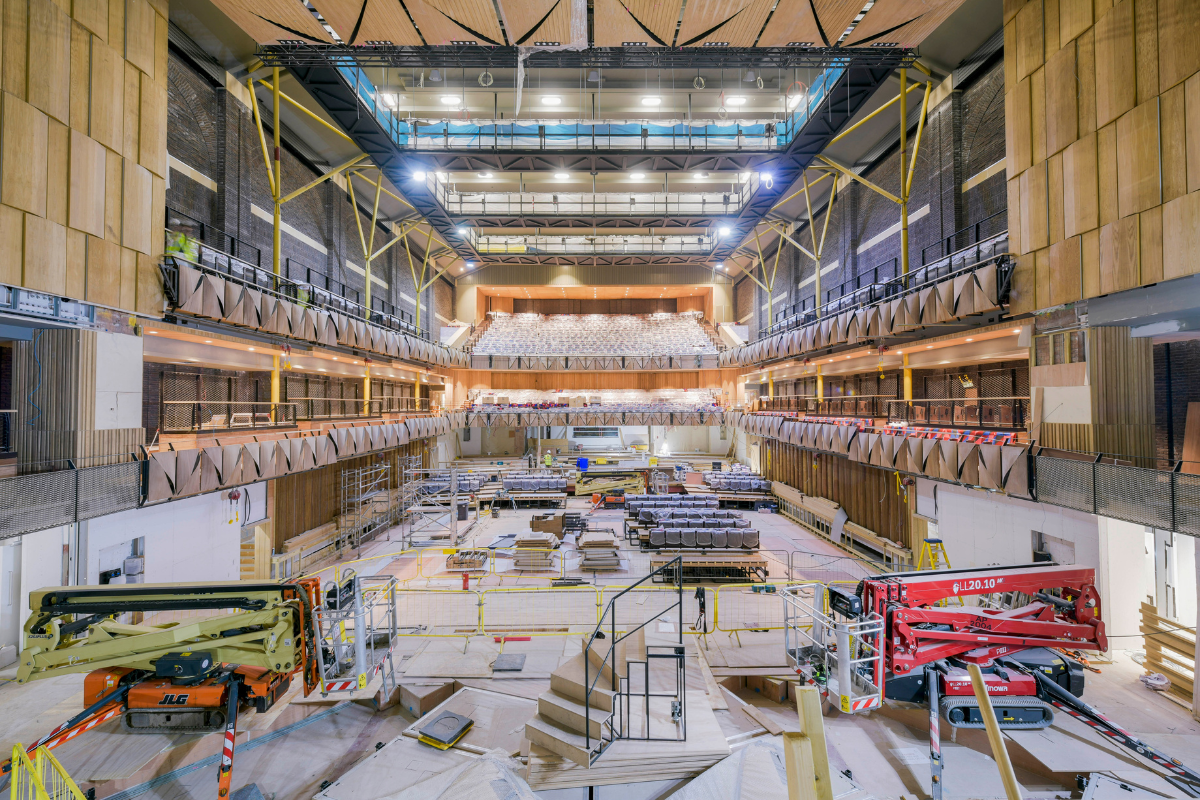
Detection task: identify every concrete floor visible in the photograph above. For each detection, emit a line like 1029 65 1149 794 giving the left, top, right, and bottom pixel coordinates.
2 499 1196 800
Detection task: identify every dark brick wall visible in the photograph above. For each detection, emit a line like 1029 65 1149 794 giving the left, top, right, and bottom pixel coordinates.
165 53 449 337
1154 341 1200 467
756 59 1009 327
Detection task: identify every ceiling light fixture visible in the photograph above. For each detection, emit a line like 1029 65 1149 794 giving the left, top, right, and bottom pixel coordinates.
966 338 973 342
554 172 570 180
629 172 645 180
440 95 460 106
718 227 731 236
743 70 756 82
477 171 493 178
726 96 747 106
247 347 255 351
587 70 600 82
641 96 661 106
542 95 562 105
429 69 442 81
694 172 710 179
413 171 426 180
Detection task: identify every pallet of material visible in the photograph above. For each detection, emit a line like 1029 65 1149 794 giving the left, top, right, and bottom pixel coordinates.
577 530 621 571
446 550 489 571
514 533 558 569
649 553 768 583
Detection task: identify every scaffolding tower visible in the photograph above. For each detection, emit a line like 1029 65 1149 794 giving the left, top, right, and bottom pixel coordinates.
339 460 395 553
402 467 478 546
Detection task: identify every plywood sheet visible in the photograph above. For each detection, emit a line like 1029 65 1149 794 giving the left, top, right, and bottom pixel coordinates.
1139 204 1163 284
46 119 69 226
1019 161 1048 252
1045 40 1078 156
1096 121 1118 226
1163 189 1200 280
90 40 124 152
1048 150 1064 244
122 161 153 254
125 0 156 76
86 234 121 306
1015 0 1044 79
1 93 49 215
403 0 505 45
1095 0 1135 128
1007 78 1033 176
315 734 472 800
310 0 422 45
402 640 495 678
497 0 572 45
1160 82 1186 204
401 687 536 754
1058 0 1092 47
844 0 965 49
1159 0 1200 91
1077 26 1096 136
139 77 168 178
1049 234 1081 305
758 0 861 47
206 0 334 44
1116 98 1161 218
24 214 67 295
1031 65 1047 164
677 0 774 47
1081 226 1100 297
1063 131 1098 237
27 0 71 124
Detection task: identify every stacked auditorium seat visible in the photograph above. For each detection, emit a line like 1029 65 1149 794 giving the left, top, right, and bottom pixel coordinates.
474 312 717 356
502 473 569 491
703 471 772 492
638 509 760 550
625 495 718 513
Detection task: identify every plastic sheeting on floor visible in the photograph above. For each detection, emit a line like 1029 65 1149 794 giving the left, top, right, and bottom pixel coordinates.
666 740 789 800
379 749 538 800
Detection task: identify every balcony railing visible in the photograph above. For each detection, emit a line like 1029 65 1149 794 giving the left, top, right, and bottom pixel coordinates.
168 207 262 268
468 231 716 255
378 396 430 413
430 174 758 218
160 400 298 434
290 397 383 421
334 59 847 153
887 397 1030 430
470 353 719 371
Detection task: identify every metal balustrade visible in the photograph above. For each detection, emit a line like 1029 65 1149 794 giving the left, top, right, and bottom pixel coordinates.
468 231 716 255
160 400 298 433
887 397 1030 430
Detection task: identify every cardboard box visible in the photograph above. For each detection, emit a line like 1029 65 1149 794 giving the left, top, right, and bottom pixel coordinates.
746 675 789 704
399 681 455 718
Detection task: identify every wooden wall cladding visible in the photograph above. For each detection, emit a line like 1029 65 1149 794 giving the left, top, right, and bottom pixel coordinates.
0 0 168 314
1005 0 1200 314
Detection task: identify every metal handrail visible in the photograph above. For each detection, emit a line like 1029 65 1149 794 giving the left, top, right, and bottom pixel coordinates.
166 207 262 268
159 400 299 433
288 397 384 420
582 555 684 761
886 397 1030 430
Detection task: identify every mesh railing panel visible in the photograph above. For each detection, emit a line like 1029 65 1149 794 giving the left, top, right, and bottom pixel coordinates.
0 470 79 539
1094 462 1175 530
1033 456 1095 514
1175 473 1200 536
77 462 142 521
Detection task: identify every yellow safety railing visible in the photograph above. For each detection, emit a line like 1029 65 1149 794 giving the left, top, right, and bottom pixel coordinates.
598 585 709 636
10 745 88 800
394 588 481 637
480 587 600 637
713 581 817 632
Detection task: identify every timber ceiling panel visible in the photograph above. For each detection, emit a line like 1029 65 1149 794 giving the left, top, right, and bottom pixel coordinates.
478 285 712 298
843 0 965 48
404 0 507 45
497 0 573 45
677 0 775 47
592 0 684 47
207 0 333 44
311 0 423 45
757 0 863 47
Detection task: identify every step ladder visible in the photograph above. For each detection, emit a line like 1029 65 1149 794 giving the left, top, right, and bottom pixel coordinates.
916 538 952 571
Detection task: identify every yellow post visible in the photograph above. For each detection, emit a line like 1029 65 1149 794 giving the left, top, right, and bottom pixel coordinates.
899 68 909 276
271 68 283 419
816 365 824 405
363 366 371 417
966 663 1023 800
903 352 912 402
769 371 775 400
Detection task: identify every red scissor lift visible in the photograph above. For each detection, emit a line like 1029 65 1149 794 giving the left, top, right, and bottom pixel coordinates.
783 562 1200 798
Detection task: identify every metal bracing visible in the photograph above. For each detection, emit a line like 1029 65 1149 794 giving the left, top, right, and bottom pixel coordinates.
402 467 476 546
311 573 400 697
257 45 914 71
339 461 395 552
281 61 899 268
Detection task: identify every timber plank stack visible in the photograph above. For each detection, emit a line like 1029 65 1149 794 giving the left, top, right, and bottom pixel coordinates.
577 530 620 571
513 532 557 569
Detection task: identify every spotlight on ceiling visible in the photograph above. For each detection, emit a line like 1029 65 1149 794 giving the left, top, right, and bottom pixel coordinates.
440 95 460 106
718 227 731 236
477 171 493 178
641 96 661 106
554 172 570 180
412 171 427 180
629 172 645 180
542 95 562 105
693 171 710 179
457 227 469 235
726 96 747 106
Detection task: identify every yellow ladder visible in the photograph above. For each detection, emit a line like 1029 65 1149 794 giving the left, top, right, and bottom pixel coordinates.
10 744 88 800
917 538 952 571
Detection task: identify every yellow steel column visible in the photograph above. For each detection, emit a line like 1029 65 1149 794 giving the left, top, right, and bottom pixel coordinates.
902 352 912 400
363 366 371 417
899 68 909 276
769 371 775 400
816 365 824 405
271 69 283 418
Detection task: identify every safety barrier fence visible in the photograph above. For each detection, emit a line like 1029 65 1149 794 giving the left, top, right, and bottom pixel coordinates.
10 744 88 800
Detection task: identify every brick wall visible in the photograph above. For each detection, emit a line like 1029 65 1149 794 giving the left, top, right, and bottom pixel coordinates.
755 59 1009 327
164 53 449 336
1154 341 1200 466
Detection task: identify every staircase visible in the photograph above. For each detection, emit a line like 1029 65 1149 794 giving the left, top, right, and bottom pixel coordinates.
699 319 726 352
462 316 493 353
239 533 257 580
524 627 646 767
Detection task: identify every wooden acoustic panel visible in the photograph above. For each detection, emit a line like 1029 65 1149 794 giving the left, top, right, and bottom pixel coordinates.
592 0 683 46
758 0 862 47
677 0 774 47
497 0 573 45
311 0 423 44
404 0 506 45
843 0 965 48
206 0 333 44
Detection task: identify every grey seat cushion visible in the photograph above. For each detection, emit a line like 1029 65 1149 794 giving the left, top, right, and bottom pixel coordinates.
726 530 743 548
741 530 760 548
681 530 697 547
695 530 712 547
711 531 727 547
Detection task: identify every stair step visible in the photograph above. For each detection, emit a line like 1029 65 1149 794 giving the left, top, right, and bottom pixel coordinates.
586 634 626 681
537 690 612 738
524 715 602 768
550 653 614 712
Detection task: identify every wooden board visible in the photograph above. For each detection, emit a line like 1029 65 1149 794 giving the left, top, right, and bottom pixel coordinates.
1045 40 1079 156
496 0 572 45
401 686 537 755
676 0 775 47
205 0 334 44
1 93 49 215
315 734 473 800
1116 98 1161 218
311 0 423 45
843 0 964 49
757 0 861 47
1094 0 1135 128
1163 189 1200 280
1063 131 1098 237
402 0 506 46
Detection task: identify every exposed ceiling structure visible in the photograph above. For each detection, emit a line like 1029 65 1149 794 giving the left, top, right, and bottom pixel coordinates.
171 0 1001 284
